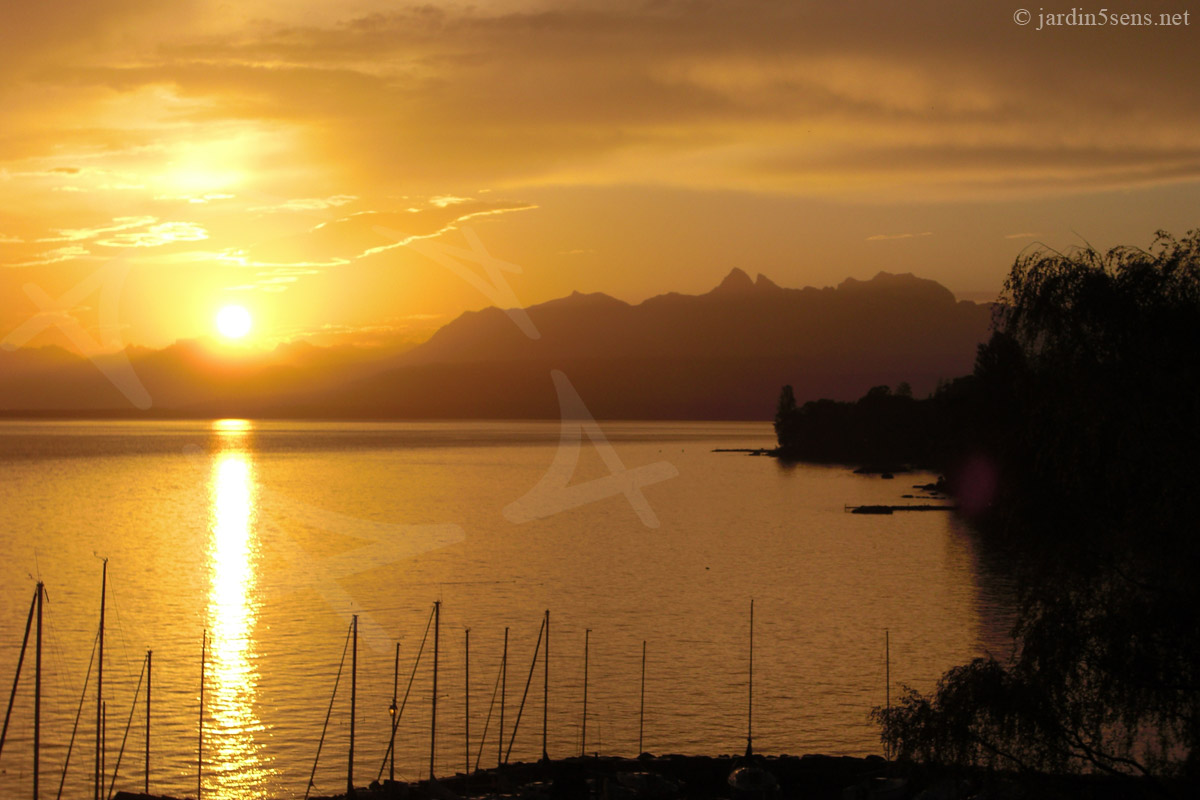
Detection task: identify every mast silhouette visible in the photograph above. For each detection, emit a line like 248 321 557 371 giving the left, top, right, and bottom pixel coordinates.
198 630 206 800
639 640 646 755
106 652 148 800
504 617 544 765
541 610 549 762
34 581 44 800
0 585 37 764
581 629 590 757
96 560 107 800
348 614 357 796
746 598 754 758
464 628 470 786
498 627 507 768
388 642 399 783
430 600 440 781
145 650 151 795
885 629 891 762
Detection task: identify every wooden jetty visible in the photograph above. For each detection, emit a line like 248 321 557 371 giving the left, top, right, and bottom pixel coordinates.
845 504 958 514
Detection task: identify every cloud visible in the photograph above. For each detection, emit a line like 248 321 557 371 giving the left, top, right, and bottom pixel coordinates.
238 198 536 271
1005 232 1039 240
97 221 208 247
155 192 236 204
867 232 933 241
8 245 91 267
430 196 471 208
39 216 157 243
4 1 1195 200
248 195 358 212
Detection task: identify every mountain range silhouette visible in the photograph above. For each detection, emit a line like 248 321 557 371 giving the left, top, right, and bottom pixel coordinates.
0 270 993 419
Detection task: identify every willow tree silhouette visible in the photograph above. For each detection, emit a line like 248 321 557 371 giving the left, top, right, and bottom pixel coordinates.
874 230 1200 793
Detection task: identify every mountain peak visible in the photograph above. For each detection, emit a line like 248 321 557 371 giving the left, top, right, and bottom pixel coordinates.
837 271 956 305
754 273 781 291
710 268 755 294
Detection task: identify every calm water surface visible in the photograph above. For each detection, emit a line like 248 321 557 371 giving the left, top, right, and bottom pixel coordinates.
0 420 1014 799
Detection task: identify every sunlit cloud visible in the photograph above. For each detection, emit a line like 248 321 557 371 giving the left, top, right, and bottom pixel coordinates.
430 195 471 208
274 317 443 348
241 199 536 272
867 232 933 242
97 221 208 247
155 192 237 204
248 195 358 212
39 216 157 243
8 245 91 267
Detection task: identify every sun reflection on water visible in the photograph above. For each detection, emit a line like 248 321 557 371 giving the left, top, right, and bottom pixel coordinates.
205 421 271 797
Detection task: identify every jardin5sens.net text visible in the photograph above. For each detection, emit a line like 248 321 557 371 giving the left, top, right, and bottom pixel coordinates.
1012 7 1190 29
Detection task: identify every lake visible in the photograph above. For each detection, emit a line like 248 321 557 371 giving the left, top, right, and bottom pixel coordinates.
0 420 1014 799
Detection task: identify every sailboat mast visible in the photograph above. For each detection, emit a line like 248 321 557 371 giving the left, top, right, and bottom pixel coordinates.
639 641 646 755
145 650 151 794
747 598 754 757
34 581 44 800
348 614 358 796
389 642 399 783
198 630 206 800
0 586 37 763
581 629 590 757
430 600 440 781
464 628 470 783
498 627 507 769
96 560 106 800
541 610 549 762
885 629 890 713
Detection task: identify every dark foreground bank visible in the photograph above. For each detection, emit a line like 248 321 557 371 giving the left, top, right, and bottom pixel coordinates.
113 751 1173 800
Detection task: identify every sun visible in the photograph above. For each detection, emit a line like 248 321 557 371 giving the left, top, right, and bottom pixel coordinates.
215 305 253 339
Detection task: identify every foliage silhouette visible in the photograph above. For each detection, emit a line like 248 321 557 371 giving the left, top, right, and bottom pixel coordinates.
861 231 1200 792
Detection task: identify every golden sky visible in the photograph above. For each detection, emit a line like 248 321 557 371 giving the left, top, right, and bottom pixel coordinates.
2 0 1198 352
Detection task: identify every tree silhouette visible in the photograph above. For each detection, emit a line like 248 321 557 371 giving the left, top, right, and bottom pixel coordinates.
874 231 1200 792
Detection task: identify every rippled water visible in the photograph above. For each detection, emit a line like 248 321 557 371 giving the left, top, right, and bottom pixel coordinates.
0 420 1015 799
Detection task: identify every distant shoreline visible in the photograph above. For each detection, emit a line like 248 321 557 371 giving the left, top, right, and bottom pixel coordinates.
0 410 775 424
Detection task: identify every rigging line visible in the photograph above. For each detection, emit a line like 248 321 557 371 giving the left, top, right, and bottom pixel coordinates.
106 653 147 800
376 604 436 783
0 585 37 763
105 580 138 687
473 650 504 773
56 629 100 800
504 617 545 765
43 595 75 718
304 620 354 800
